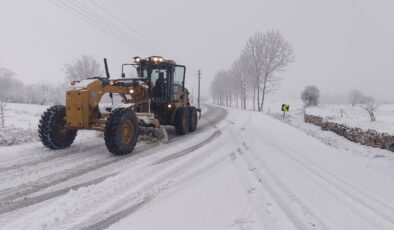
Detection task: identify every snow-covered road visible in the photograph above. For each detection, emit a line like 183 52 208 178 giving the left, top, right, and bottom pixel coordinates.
1 105 394 230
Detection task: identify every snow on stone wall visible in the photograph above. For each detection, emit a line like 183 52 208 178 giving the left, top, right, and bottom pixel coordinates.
304 114 394 152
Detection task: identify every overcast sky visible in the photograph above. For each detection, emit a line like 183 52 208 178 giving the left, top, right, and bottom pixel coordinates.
0 0 393 102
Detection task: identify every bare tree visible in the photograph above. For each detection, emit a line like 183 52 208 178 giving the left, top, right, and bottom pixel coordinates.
301 85 320 107
0 68 14 127
63 55 103 82
226 59 245 109
259 30 294 111
210 30 294 110
360 96 379 121
0 68 25 103
243 30 294 111
210 70 226 106
0 96 7 128
25 82 66 105
348 89 364 106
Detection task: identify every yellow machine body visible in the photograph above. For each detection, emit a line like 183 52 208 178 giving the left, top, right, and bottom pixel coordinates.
65 79 147 130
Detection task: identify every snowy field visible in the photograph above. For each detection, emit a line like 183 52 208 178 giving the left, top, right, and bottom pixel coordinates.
4 103 48 129
0 104 394 230
265 100 394 135
306 104 394 135
267 100 394 156
0 103 48 146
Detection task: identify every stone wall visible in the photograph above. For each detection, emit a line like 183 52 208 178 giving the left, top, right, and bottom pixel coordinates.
304 114 394 152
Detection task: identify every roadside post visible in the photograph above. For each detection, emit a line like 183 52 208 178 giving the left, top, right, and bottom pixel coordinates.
281 104 289 119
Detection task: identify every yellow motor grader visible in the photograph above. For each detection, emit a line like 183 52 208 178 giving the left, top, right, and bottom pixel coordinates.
38 56 200 155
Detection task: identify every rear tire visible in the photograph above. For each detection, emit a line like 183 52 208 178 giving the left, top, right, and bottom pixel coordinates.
174 107 189 135
38 105 77 150
189 106 198 132
104 108 139 155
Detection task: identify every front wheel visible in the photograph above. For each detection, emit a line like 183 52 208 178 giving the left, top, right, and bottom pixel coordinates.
189 106 198 132
174 107 190 135
104 108 139 155
38 105 77 150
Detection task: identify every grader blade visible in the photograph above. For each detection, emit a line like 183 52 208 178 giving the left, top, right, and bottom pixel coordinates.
139 127 168 143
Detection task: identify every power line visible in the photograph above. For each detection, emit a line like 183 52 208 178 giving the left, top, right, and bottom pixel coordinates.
68 0 151 53
49 0 147 53
197 69 201 109
86 0 191 65
49 0 134 50
50 0 200 71
68 0 132 40
88 0 171 56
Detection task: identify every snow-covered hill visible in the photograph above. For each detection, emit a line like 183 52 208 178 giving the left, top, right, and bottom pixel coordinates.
0 104 394 230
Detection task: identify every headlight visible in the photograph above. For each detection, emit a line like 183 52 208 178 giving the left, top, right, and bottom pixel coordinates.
129 89 134 94
151 56 164 63
133 56 141 63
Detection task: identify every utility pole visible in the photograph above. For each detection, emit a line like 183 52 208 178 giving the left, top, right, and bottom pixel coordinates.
191 88 194 103
197 70 201 109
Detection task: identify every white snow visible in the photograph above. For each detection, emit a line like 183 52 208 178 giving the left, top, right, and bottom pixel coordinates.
306 103 394 135
3 103 48 129
1 103 394 230
0 103 48 146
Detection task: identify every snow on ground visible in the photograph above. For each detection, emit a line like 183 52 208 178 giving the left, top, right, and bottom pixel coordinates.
0 103 208 146
4 103 48 129
107 160 252 230
268 101 394 177
0 103 48 146
1 104 394 230
306 103 394 135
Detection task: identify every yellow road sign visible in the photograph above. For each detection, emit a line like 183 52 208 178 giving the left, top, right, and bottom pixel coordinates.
281 104 289 112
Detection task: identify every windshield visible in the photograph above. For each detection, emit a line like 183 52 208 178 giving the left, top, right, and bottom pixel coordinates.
122 64 140 79
138 63 167 80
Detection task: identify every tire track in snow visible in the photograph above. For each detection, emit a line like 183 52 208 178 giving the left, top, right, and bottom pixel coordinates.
0 142 159 208
0 173 116 215
0 146 108 186
82 141 231 230
231 144 329 230
0 105 228 217
4 127 230 230
0 133 103 172
69 110 229 229
0 104 224 174
0 105 223 181
224 112 329 230
152 130 221 165
255 129 394 229
230 150 283 230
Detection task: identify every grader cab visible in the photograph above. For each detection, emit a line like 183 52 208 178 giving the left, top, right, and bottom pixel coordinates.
38 56 200 155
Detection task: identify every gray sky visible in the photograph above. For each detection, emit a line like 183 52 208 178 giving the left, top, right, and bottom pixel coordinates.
1 0 393 101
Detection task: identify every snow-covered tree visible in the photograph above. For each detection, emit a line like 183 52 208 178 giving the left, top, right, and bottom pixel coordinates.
63 55 103 82
230 58 249 110
210 30 294 111
242 30 294 112
348 89 364 106
301 85 320 107
360 96 379 121
25 82 66 105
0 68 26 103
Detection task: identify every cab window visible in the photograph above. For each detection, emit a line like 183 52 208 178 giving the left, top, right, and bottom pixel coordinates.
171 66 185 101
